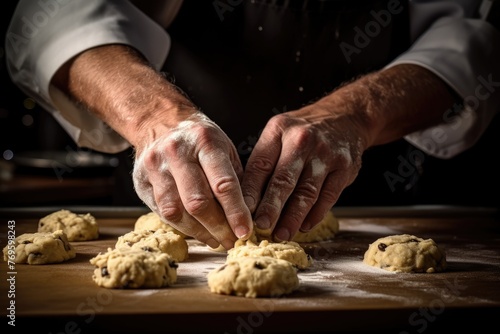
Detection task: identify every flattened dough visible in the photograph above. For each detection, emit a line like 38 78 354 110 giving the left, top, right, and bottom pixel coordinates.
134 212 187 238
3 230 76 264
207 256 299 298
292 210 339 242
228 239 312 270
363 234 447 273
38 209 98 241
116 229 189 262
89 248 177 288
254 210 339 243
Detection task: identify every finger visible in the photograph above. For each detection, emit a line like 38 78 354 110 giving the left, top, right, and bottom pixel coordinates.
144 164 221 248
272 157 328 241
252 145 305 233
241 126 282 214
299 171 347 232
199 147 253 241
169 156 237 250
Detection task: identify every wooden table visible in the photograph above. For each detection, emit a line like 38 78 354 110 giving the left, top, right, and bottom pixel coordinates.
1 206 499 333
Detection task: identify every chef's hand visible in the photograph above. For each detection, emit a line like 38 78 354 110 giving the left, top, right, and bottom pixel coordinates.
51 44 253 250
133 111 254 250
241 96 365 242
241 64 455 241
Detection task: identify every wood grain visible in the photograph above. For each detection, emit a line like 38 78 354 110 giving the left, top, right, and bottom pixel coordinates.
0 207 499 333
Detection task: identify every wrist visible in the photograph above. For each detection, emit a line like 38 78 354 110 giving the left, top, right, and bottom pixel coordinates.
52 44 199 151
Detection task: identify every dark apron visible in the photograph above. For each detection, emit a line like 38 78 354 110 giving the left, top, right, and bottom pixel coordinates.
163 0 410 166
116 1 499 208
117 0 415 206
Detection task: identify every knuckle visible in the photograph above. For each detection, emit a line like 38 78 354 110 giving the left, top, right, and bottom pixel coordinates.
158 205 184 224
247 156 274 173
294 180 320 203
271 170 297 191
213 175 239 196
184 195 210 216
291 127 314 145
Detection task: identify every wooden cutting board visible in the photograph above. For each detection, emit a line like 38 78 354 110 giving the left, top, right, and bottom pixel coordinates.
1 206 499 333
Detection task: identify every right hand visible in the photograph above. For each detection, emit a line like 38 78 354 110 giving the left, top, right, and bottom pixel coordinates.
132 112 253 250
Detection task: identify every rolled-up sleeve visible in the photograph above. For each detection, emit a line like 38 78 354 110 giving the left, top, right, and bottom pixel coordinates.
386 0 500 159
5 0 170 153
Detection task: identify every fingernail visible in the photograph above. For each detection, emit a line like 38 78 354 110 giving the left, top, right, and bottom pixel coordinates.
274 227 290 242
300 223 311 232
255 217 270 230
205 238 220 249
244 196 255 209
235 224 250 239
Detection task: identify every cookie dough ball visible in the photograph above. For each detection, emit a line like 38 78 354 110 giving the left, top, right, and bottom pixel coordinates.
134 212 187 238
292 210 339 242
363 234 447 273
89 248 177 289
116 229 189 262
253 210 339 243
228 239 312 270
38 209 98 241
3 230 76 264
207 256 300 298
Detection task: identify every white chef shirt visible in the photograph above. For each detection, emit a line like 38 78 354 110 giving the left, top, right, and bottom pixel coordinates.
5 0 500 157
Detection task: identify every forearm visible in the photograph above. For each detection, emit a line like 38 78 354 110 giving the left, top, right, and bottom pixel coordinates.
318 64 456 150
51 44 197 153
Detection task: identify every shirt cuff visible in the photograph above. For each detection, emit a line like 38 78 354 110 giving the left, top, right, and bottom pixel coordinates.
6 0 170 153
385 17 500 159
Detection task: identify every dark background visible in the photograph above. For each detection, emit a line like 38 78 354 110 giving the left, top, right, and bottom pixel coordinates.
1 1 499 209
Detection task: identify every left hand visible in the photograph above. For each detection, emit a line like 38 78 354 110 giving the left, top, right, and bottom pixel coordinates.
241 94 369 241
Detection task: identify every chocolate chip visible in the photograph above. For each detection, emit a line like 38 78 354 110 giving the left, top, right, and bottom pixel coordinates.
169 260 178 269
57 237 71 251
254 262 265 269
141 246 154 252
126 242 133 247
101 267 109 277
378 243 387 251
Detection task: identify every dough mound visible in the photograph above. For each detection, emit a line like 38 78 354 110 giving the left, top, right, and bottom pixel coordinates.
89 247 177 289
3 230 76 264
293 210 339 242
228 239 312 270
134 212 187 238
115 229 189 262
38 209 99 241
254 210 339 243
363 234 447 273
207 256 299 298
